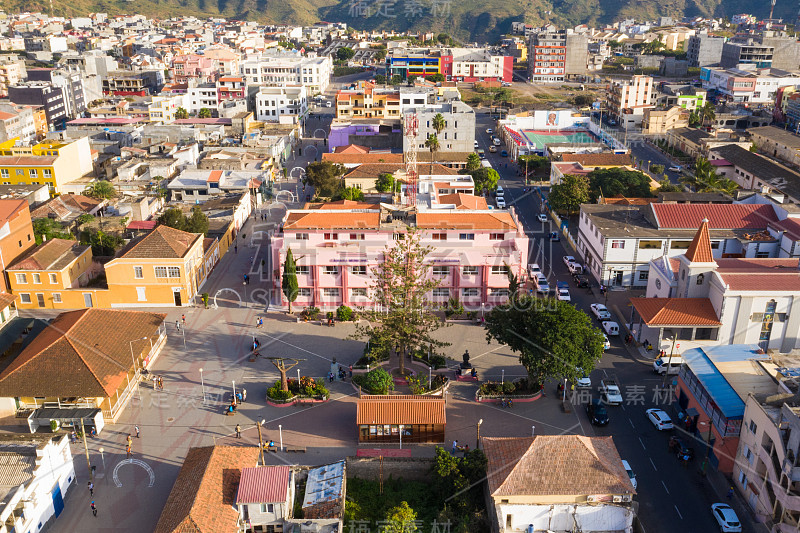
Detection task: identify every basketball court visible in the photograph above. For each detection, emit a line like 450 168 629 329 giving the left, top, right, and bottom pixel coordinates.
520 129 598 149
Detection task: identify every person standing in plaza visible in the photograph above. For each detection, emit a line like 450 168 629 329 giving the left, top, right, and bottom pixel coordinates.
90 501 97 517
181 314 186 327
126 434 132 448
126 444 132 458
452 440 458 454
175 320 180 332
87 481 93 497
235 424 241 438
234 244 238 254
134 425 140 438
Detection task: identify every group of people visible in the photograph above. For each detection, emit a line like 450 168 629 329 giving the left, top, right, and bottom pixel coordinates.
152 375 165 390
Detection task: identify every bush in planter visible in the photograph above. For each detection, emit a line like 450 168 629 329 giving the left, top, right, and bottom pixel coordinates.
267 382 293 401
444 297 464 319
201 292 210 309
354 367 394 394
301 306 321 321
503 381 516 394
336 305 353 322
466 311 477 320
50 420 59 432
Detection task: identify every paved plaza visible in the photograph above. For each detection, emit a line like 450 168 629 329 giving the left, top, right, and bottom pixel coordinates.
33 211 593 532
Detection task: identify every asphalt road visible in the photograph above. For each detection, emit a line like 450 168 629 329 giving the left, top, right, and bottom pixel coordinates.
474 112 752 533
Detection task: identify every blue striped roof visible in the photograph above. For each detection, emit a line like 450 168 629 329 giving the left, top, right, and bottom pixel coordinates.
681 344 767 419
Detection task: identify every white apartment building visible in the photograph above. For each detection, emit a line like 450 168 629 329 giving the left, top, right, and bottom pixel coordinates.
240 53 332 94
0 435 75 533
148 95 184 122
576 202 788 289
254 85 308 124
185 83 219 114
701 66 800 104
607 75 654 129
0 104 37 143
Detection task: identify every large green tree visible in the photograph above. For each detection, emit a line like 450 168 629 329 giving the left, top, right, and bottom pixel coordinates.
375 172 401 193
175 107 188 119
548 174 590 216
83 229 124 256
282 248 299 313
351 229 449 375
382 502 418 533
198 108 212 118
334 186 365 201
469 167 500 195
588 167 654 201
305 161 346 197
336 47 355 61
485 296 605 385
699 101 716 127
465 152 481 172
157 207 209 235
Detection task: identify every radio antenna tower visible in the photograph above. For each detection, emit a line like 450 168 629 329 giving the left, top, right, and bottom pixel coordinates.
403 113 419 206
770 0 777 20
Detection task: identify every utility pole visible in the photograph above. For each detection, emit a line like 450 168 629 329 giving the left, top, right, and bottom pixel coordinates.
256 420 265 466
80 418 93 481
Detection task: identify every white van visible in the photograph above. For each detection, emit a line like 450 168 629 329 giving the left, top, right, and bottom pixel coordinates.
495 185 504 197
653 356 684 375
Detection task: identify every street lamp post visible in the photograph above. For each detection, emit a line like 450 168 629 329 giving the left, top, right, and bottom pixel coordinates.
477 419 483 449
661 336 678 387
501 369 504 385
232 380 236 402
98 447 105 471
243 281 248 308
699 421 713 475
199 368 206 403
399 424 404 450
256 419 266 465
278 424 283 452
297 368 301 384
532 425 536 437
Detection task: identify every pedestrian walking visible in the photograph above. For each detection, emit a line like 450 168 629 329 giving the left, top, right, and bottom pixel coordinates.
235 424 241 438
134 425 140 438
126 434 132 447
87 481 93 496
90 501 97 517
176 320 181 332
727 486 734 500
181 314 186 326
234 244 238 254
452 440 458 454
126 445 132 458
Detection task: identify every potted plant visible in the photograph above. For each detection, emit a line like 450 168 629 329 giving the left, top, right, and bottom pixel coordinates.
50 420 60 432
202 293 209 309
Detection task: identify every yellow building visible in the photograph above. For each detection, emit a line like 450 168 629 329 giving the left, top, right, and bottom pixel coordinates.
6 238 99 309
105 225 206 307
0 136 94 194
336 87 401 119
148 95 182 122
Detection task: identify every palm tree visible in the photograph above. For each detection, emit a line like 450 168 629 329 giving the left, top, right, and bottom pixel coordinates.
680 157 738 195
432 113 445 137
424 134 439 178
699 101 716 128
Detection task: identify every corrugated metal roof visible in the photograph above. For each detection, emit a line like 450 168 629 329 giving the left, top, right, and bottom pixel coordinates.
651 203 778 230
303 460 345 508
356 395 446 425
235 466 290 504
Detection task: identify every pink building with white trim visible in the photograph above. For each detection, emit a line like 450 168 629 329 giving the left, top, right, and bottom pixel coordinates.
271 199 529 310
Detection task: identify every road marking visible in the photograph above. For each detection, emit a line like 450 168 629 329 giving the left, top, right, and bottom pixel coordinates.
620 403 626 411
629 418 634 428
650 457 657 471
602 369 608 377
674 505 683 519
662 481 670 494
638 437 646 450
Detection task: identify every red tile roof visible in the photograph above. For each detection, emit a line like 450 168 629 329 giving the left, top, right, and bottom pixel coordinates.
416 212 517 230
716 258 800 291
323 153 404 165
207 170 223 183
284 211 380 230
685 219 715 263
651 203 778 230
155 446 260 533
118 225 202 259
0 309 166 398
0 199 29 224
437 194 488 210
7 238 89 271
236 466 290 504
630 298 721 326
333 144 371 154
307 200 378 210
483 436 635 497
127 220 157 230
356 395 446 425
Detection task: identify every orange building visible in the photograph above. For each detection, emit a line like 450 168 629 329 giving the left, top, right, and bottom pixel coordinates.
0 199 35 292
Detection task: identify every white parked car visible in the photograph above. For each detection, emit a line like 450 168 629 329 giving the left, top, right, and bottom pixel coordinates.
602 321 620 336
646 408 674 430
668 165 682 172
556 287 570 301
486 128 494 134
537 213 548 223
493 137 501 146
621 459 637 489
495 197 506 208
590 303 612 321
474 140 479 149
567 262 583 275
711 503 742 533
603 334 610 350
528 263 542 278
576 375 592 388
562 256 576 267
